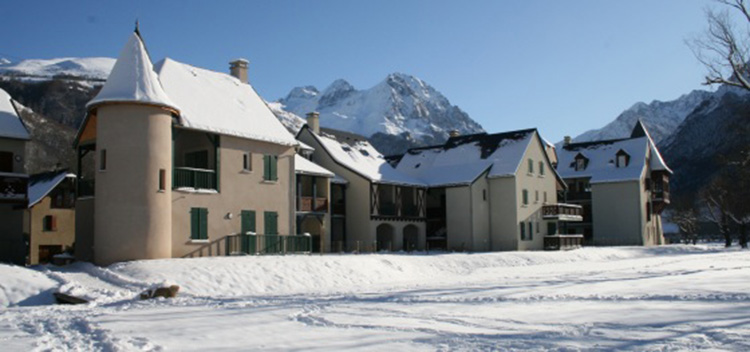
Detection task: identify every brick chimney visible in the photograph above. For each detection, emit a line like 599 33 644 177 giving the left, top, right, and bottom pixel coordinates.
307 112 320 134
229 58 249 83
564 136 572 146
449 130 460 138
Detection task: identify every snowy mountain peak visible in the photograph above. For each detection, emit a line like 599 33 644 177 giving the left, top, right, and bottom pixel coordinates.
0 57 115 82
319 79 355 108
285 86 319 100
277 73 484 154
0 58 11 65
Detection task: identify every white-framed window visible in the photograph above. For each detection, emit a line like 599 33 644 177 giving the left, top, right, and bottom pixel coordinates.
528 159 534 174
539 161 545 176
522 189 529 205
535 190 539 203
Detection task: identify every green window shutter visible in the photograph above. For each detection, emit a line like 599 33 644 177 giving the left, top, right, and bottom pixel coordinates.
271 156 278 181
190 208 199 239
528 222 533 241
241 210 256 234
199 208 208 239
522 189 528 205
263 155 271 181
264 211 278 235
520 222 525 240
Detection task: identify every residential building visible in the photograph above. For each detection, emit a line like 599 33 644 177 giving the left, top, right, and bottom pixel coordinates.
74 31 299 265
556 121 671 246
297 116 427 252
24 171 77 264
0 87 31 265
394 129 582 251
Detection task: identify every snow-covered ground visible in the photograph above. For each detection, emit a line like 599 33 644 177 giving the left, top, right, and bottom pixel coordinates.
1 245 749 351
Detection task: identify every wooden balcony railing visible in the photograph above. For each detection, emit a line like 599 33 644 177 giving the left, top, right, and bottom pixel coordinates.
542 203 583 221
174 167 216 190
544 235 583 251
298 197 328 212
0 172 28 204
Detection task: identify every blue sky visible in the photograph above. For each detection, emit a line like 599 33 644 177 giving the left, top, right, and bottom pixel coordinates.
1 0 717 142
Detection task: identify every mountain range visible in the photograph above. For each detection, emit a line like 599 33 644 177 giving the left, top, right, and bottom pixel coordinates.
2 56 747 200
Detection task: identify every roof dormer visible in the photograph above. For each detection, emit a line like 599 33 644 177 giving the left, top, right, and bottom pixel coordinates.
616 149 630 168
573 153 588 171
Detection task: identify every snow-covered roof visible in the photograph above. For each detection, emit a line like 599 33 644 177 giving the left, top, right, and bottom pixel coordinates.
557 137 651 183
87 33 178 111
0 88 30 140
632 120 672 174
28 170 75 208
304 127 425 187
156 58 298 146
557 120 672 184
395 130 536 187
295 155 334 178
331 174 348 184
297 140 315 152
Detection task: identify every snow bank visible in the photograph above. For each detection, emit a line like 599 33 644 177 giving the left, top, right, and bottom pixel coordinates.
108 246 713 299
0 264 58 307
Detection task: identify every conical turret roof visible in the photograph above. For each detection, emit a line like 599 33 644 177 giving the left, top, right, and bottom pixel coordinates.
87 32 178 112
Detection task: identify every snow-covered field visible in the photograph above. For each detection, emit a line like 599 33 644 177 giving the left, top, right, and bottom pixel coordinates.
1 245 749 351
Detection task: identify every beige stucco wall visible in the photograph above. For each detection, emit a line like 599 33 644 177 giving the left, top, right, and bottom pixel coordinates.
74 198 95 262
171 133 296 258
490 132 559 251
591 181 643 246
94 104 173 265
446 186 472 251
489 176 518 251
471 175 491 251
0 138 27 173
27 196 76 264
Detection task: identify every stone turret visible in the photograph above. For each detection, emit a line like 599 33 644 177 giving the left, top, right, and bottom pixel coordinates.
87 31 179 265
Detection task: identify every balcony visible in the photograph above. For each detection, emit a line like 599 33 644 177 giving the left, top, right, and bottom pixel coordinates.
0 172 28 204
298 197 328 212
544 235 583 251
542 203 583 221
174 167 216 190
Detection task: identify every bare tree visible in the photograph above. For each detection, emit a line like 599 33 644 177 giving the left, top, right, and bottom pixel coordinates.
689 0 750 90
702 177 733 247
723 147 750 248
668 198 700 245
